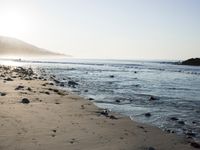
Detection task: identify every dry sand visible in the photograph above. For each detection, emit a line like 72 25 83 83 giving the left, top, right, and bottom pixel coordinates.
0 66 198 150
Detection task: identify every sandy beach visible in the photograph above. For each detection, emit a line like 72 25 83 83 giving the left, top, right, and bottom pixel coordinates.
0 65 198 150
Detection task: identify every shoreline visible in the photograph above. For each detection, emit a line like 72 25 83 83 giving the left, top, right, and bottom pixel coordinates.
0 65 198 150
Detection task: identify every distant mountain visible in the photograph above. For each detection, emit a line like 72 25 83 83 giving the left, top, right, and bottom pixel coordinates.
0 36 68 58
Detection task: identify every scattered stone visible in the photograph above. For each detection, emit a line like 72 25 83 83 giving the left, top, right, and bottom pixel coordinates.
186 132 196 137
68 80 78 88
190 142 200 149
52 129 57 133
15 85 24 90
170 117 179 121
45 91 50 95
147 147 156 150
110 115 118 120
99 109 109 117
60 82 65 87
21 98 30 104
109 75 114 78
145 113 151 117
53 89 59 93
178 120 185 125
27 87 32 91
115 99 120 103
4 78 13 81
0 92 6 96
149 96 158 101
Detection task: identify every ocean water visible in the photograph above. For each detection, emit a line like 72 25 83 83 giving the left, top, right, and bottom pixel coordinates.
1 58 200 141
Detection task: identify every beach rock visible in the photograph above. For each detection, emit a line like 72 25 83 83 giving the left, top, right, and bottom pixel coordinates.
178 120 185 125
181 58 200 66
15 85 24 90
149 96 158 101
68 80 78 87
109 75 115 78
27 87 32 91
0 92 6 96
170 117 179 121
89 98 94 100
145 113 151 117
21 98 30 104
4 77 13 81
110 115 118 120
147 147 156 150
190 142 200 149
60 82 65 87
100 110 109 117
115 99 120 103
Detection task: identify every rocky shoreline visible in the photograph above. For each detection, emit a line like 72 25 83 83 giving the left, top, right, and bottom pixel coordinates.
0 65 199 150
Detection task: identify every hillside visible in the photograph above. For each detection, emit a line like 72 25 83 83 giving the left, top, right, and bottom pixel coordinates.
0 36 67 58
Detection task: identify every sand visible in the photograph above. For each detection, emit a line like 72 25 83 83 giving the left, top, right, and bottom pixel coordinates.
0 66 197 150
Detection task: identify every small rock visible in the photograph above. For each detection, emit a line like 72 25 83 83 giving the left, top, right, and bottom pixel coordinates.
4 78 13 81
60 82 65 87
145 113 151 117
149 96 158 101
170 117 179 121
148 147 156 150
190 142 200 148
0 92 6 96
27 87 32 91
109 75 114 78
68 81 78 88
89 98 94 100
115 99 120 103
110 115 118 119
21 98 30 104
45 91 50 95
178 120 185 125
15 85 24 90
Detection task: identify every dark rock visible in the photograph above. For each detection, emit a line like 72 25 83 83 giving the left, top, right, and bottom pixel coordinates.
145 113 151 117
21 98 30 104
110 115 118 119
190 142 200 148
4 78 13 81
149 96 158 101
0 92 6 96
89 98 94 100
27 87 32 91
100 110 109 117
68 81 78 88
115 99 120 103
15 85 24 90
60 82 65 87
181 58 200 66
84 90 88 92
45 91 50 95
170 117 179 121
186 132 196 137
147 147 156 150
109 75 115 78
178 120 185 125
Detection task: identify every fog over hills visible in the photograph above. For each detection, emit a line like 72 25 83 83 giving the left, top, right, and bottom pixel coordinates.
0 36 67 58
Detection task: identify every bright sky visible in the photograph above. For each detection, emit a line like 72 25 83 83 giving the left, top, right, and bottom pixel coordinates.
0 0 199 60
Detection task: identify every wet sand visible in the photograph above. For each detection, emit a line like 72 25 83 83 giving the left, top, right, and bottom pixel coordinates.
0 66 198 150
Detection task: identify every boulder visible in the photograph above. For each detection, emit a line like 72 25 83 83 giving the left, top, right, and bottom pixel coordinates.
181 58 200 66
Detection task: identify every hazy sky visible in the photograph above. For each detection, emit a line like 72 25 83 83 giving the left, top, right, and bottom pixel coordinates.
0 0 199 60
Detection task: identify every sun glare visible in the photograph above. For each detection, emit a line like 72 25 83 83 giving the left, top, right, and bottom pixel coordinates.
0 8 30 37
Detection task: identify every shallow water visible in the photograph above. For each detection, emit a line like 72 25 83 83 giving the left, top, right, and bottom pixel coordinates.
2 58 200 141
